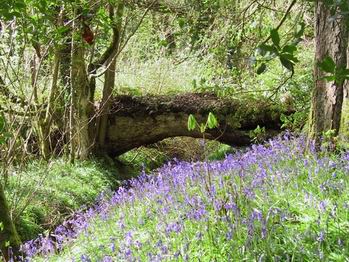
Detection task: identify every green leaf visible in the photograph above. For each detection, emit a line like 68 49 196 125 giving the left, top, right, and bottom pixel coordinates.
281 53 298 62
256 63 267 75
207 112 218 129
14 1 26 10
323 75 336 81
295 22 305 38
282 45 297 54
270 29 280 47
258 44 276 55
159 39 168 47
318 56 336 73
280 56 294 72
178 18 186 28
0 114 5 132
187 114 196 131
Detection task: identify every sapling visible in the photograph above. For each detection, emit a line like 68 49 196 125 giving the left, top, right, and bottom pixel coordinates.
187 112 219 192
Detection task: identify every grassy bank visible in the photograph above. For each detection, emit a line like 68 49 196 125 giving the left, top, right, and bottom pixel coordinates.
5 160 120 241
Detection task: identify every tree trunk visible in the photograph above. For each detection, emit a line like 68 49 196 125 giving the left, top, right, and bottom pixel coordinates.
339 45 349 147
98 58 117 149
71 22 91 160
97 3 124 151
0 185 20 261
37 47 61 159
308 1 348 148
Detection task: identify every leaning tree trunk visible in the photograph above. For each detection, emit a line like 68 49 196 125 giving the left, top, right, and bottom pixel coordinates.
97 3 124 150
308 1 348 148
0 185 21 261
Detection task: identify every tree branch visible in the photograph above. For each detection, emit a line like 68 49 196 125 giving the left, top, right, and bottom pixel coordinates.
89 0 156 79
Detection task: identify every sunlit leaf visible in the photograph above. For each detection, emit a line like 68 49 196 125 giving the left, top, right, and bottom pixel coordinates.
187 114 196 131
207 112 218 129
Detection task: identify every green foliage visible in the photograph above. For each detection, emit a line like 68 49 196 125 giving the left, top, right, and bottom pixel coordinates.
207 112 218 129
187 114 196 131
207 143 234 161
0 113 11 145
187 113 219 133
257 27 301 73
270 29 280 47
249 125 266 143
281 112 308 132
119 147 168 173
318 56 349 83
0 0 26 20
256 63 267 75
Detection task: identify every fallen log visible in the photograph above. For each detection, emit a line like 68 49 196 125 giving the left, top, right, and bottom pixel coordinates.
101 93 290 156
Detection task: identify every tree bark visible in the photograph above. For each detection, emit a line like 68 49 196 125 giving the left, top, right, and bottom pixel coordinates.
339 43 349 147
308 1 348 147
0 185 20 261
97 3 124 150
37 46 61 159
70 21 91 160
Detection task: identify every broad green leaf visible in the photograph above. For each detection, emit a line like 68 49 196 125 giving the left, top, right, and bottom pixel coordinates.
187 114 196 131
270 29 280 47
207 112 218 129
280 56 294 72
318 56 336 73
281 53 298 62
256 63 267 75
282 45 297 54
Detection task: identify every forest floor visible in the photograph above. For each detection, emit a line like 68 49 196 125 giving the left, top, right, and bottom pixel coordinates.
14 134 349 261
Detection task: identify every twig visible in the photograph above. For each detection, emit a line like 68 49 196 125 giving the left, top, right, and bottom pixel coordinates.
260 0 297 46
